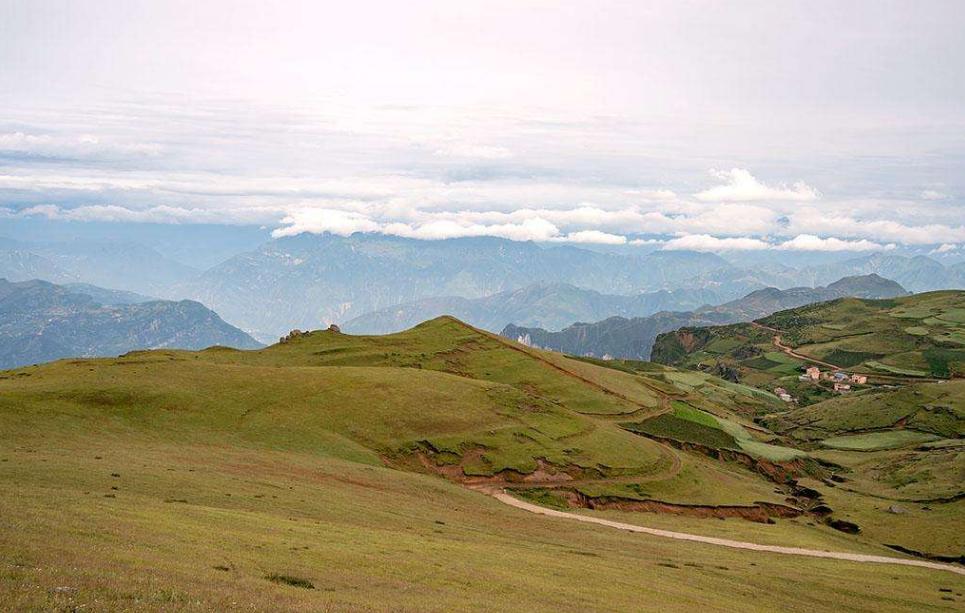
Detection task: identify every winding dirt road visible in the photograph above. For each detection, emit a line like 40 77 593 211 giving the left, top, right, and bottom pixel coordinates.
485 488 965 576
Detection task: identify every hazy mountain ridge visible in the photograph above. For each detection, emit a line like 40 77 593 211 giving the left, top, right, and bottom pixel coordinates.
500 274 909 360
0 278 261 369
799 253 965 293
0 248 76 284
342 282 738 334
178 234 735 342
61 283 156 305
3 230 961 344
0 237 199 295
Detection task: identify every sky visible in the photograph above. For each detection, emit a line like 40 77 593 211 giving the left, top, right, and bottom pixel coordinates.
1 0 963 254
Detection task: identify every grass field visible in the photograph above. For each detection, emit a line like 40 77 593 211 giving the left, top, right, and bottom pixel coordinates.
763 380 965 440
2 316 963 610
822 430 943 451
4 439 962 612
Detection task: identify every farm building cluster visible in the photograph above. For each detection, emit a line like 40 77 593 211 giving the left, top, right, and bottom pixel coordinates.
775 367 870 402
797 366 867 392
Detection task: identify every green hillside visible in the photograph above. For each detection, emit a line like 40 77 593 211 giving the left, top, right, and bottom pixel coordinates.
649 292 965 559
1 316 962 610
653 291 965 392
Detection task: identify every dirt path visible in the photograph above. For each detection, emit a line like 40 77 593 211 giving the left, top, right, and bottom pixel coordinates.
772 334 842 370
483 488 965 576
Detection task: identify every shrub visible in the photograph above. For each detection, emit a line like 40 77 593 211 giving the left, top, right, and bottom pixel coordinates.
266 573 315 589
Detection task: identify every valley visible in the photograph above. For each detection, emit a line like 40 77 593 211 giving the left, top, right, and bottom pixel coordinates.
4 5 964 610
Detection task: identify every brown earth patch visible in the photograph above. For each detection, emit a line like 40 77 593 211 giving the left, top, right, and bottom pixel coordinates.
411 449 590 486
559 490 802 524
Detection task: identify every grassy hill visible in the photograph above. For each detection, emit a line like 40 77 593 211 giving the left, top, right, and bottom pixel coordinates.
1 316 962 610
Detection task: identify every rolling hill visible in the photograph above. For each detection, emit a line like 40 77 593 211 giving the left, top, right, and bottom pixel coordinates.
0 278 261 369
1 314 961 610
502 274 908 361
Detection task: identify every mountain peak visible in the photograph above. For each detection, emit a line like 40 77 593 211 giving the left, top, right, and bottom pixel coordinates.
826 273 908 297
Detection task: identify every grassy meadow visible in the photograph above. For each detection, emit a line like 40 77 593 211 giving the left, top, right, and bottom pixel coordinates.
1 315 963 610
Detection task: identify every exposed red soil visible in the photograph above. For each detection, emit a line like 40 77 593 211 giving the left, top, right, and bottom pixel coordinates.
564 490 803 524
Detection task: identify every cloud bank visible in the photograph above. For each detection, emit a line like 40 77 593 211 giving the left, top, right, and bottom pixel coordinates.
1 98 962 252
694 169 819 203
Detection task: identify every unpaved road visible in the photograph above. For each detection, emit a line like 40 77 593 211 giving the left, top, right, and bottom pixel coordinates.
486 489 965 576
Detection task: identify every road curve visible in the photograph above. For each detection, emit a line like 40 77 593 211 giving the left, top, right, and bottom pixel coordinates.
486 489 965 576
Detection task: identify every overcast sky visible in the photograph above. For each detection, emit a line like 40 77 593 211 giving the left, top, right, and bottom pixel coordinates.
1 0 963 252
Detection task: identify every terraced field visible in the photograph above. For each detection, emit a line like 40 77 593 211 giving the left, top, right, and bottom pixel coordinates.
654 291 965 399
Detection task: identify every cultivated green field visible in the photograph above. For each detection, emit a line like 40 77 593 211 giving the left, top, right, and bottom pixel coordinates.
822 431 943 451
654 291 965 390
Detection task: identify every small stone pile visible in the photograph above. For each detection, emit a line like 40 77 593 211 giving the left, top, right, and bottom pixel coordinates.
279 329 305 343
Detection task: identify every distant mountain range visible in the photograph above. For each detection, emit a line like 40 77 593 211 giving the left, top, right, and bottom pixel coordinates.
342 283 738 335
798 253 965 293
2 231 961 344
500 274 908 360
0 279 261 370
181 235 957 342
175 234 733 341
0 238 198 295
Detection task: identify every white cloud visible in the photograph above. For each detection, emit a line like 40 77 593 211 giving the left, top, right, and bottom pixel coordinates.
20 203 278 225
0 131 162 158
694 168 818 202
787 209 965 245
921 190 947 200
661 233 893 252
930 243 959 254
269 207 632 244
661 234 771 252
433 143 513 159
557 230 627 245
272 208 382 238
386 217 562 242
624 189 677 200
776 234 891 252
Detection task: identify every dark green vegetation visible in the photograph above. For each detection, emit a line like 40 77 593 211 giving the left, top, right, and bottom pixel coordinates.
0 278 262 369
1 316 962 610
624 413 738 449
502 274 907 360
